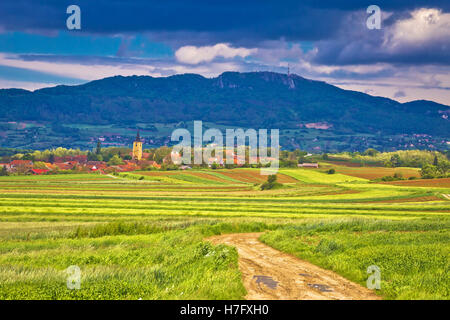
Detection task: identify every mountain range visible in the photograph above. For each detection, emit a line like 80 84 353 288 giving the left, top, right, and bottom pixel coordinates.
0 71 448 151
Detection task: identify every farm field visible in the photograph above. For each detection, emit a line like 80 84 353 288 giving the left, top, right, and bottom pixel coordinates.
0 168 448 300
320 162 422 180
380 177 450 188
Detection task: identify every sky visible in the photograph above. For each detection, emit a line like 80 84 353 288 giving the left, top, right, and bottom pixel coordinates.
0 0 449 105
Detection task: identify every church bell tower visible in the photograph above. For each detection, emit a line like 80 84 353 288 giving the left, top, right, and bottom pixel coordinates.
132 129 143 161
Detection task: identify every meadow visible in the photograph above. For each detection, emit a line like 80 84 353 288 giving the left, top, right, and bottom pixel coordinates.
0 168 448 299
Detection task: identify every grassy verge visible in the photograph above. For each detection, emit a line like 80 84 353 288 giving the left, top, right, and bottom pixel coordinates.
0 222 250 300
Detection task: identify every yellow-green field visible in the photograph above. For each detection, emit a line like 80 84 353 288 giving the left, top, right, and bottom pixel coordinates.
0 168 448 299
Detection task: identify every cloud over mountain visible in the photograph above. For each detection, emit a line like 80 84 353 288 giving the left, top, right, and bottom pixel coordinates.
175 44 257 64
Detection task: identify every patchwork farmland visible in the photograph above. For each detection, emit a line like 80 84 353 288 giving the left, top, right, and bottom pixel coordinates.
0 168 448 299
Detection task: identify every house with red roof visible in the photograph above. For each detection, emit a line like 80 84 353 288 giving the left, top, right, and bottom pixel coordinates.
89 165 105 174
54 155 88 163
53 162 74 170
10 160 33 172
147 161 161 169
139 160 161 169
10 160 33 167
85 161 107 171
113 164 136 172
29 169 50 175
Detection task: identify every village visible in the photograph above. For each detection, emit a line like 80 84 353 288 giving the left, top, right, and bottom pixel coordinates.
0 131 164 175
0 154 163 175
0 154 317 175
0 131 299 175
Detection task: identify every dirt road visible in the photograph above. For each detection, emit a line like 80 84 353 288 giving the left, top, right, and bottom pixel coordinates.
207 233 380 300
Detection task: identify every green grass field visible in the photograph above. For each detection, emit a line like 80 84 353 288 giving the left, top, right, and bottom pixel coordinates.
0 168 448 299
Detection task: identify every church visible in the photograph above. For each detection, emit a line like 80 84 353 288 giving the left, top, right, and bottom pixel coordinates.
128 130 161 169
132 130 143 161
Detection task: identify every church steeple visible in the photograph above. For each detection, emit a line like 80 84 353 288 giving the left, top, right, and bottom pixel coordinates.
135 129 141 142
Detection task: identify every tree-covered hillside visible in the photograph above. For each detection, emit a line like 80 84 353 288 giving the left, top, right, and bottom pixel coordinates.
0 72 448 136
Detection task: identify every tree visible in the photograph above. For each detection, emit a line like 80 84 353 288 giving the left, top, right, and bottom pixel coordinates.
433 155 438 166
22 153 34 161
0 166 8 176
33 161 47 169
280 159 297 168
390 154 401 167
211 163 219 169
107 154 124 165
420 164 438 179
364 148 379 157
261 175 280 190
154 146 171 163
87 152 97 161
267 175 277 184
393 172 403 180
384 160 393 168
96 140 102 155
437 159 450 176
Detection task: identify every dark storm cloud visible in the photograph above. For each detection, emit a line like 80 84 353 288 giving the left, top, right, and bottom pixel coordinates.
312 32 450 66
0 0 344 42
4 1 446 42
1 1 448 39
310 8 450 66
0 1 449 68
